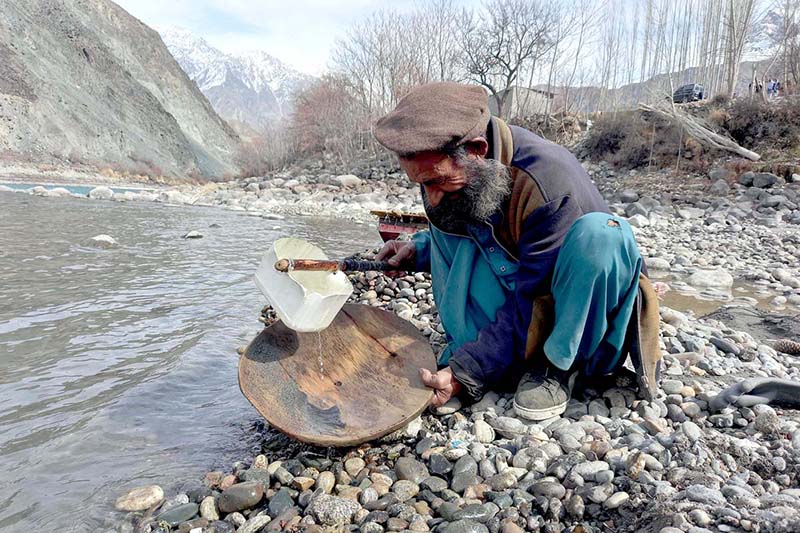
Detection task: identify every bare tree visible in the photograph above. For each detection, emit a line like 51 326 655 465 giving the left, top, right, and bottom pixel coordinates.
460 0 556 119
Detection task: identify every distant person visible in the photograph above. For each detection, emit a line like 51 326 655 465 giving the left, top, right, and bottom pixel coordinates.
371 82 661 418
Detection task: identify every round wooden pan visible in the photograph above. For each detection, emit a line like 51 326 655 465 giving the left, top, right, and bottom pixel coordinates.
239 304 437 447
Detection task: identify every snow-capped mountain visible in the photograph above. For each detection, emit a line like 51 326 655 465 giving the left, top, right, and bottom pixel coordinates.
158 27 314 131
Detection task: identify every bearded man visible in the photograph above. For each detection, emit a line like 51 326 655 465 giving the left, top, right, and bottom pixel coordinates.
374 82 661 420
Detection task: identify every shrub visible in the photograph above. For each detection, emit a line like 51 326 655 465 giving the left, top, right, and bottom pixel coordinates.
582 111 711 170
724 98 800 151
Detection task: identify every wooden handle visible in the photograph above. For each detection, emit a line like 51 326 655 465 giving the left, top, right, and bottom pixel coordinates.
274 258 393 273
274 259 341 272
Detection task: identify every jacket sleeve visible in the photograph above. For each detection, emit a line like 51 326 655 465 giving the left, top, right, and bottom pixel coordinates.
449 195 583 400
411 230 431 272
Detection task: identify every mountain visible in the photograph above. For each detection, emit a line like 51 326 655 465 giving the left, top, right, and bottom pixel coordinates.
158 27 314 132
0 0 240 179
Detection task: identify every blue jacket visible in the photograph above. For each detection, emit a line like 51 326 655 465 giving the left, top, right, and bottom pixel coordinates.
412 118 610 400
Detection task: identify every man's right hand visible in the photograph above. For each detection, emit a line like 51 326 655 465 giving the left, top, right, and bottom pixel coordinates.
376 240 416 276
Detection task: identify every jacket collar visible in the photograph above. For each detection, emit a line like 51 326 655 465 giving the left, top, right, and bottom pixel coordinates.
487 117 514 167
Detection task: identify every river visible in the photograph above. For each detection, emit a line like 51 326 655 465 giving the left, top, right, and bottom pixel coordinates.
0 190 379 532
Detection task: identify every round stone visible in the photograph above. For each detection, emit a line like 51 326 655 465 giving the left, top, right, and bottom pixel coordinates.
218 481 264 513
345 457 366 477
395 457 429 484
115 485 164 511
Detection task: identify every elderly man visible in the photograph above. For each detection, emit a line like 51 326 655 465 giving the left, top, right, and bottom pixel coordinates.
374 82 661 420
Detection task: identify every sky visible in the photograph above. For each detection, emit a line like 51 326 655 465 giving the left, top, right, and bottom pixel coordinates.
114 0 437 75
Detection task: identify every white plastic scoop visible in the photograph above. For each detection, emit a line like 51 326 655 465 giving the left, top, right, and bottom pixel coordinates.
254 238 354 332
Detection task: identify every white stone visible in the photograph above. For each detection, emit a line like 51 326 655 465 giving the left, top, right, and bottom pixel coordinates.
335 174 362 187
88 186 113 200
688 268 733 288
89 234 118 248
114 485 164 511
183 230 203 239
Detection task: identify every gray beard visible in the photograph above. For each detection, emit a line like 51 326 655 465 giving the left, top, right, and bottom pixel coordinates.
423 156 511 234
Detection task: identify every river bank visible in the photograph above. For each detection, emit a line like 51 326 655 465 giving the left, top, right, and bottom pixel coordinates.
99 164 800 533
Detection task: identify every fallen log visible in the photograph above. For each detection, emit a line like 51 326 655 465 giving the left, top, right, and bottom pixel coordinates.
639 103 761 161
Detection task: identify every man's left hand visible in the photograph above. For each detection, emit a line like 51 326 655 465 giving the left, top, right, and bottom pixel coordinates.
419 367 462 407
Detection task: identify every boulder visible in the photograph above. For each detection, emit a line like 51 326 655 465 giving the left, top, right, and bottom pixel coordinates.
89 234 118 248
619 189 639 203
115 485 164 511
709 179 730 196
688 268 734 288
752 172 781 189
88 186 113 200
708 167 734 182
738 171 755 186
335 174 362 187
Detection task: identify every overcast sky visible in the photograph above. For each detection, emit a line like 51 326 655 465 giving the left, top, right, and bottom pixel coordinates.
114 0 440 75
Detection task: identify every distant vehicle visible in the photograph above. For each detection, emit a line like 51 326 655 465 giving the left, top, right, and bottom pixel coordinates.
672 83 705 103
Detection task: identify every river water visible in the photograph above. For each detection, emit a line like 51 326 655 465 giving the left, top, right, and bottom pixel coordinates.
0 191 379 532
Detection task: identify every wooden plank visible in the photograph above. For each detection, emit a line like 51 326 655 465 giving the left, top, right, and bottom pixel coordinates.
239 304 436 447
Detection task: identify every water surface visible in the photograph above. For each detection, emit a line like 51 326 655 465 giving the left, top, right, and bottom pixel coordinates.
0 191 378 532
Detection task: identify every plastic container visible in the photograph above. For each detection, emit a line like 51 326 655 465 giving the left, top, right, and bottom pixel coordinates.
254 237 353 332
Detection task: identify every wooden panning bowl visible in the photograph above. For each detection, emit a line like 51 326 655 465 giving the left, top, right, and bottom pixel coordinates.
239 304 437 447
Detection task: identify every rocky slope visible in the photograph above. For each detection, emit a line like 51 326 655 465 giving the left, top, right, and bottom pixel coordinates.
0 0 240 179
158 27 314 132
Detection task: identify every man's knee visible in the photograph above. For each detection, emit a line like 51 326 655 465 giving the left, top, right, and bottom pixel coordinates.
561 213 630 276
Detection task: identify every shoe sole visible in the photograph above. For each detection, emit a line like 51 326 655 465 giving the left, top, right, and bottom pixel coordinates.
512 399 568 421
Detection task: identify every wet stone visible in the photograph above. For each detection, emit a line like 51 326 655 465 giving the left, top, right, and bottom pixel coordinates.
115 485 164 511
454 503 495 523
268 488 295 517
218 481 264 513
156 503 199 526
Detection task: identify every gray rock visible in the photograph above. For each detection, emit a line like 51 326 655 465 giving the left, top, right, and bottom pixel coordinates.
428 454 453 476
529 481 566 499
682 421 702 443
420 476 448 493
268 488 295 517
571 461 610 482
306 495 361 526
739 171 755 186
156 503 199 526
486 471 517 491
395 457 429 484
620 189 640 203
710 179 730 195
238 513 272 533
440 519 490 533
685 484 726 506
392 480 420 502
752 172 781 188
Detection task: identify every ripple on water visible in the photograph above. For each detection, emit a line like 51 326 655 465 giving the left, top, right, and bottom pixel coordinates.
0 192 379 531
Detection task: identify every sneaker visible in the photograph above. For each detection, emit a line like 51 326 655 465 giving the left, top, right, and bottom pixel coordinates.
513 365 572 421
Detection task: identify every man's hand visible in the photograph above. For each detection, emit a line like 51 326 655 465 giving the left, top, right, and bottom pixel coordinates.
376 240 416 276
419 367 462 407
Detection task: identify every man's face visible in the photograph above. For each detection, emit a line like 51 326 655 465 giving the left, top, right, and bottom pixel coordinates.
399 145 511 234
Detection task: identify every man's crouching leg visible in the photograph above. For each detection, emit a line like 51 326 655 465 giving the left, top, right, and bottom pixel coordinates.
514 213 643 420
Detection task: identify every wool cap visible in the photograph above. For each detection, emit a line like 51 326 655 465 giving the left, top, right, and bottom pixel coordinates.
373 82 490 155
